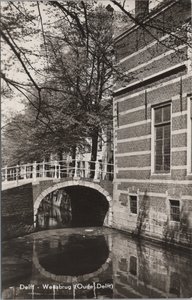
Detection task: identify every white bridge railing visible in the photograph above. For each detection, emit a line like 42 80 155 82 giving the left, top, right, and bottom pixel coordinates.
1 159 114 183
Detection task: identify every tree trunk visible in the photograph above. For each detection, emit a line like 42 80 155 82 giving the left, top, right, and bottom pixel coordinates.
90 129 99 178
71 145 76 176
58 150 63 161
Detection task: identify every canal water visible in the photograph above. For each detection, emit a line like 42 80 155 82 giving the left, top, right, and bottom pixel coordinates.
2 227 192 299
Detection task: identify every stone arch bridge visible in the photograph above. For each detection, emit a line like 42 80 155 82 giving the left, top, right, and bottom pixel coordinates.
33 177 113 227
1 159 114 238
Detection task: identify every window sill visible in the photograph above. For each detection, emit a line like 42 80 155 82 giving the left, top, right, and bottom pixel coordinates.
150 173 171 179
186 173 192 179
129 212 137 217
129 272 138 279
169 220 180 226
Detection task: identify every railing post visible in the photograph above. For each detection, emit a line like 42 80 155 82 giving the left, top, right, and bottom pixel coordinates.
33 161 37 181
23 165 27 180
58 164 61 179
74 159 78 178
82 161 85 178
85 161 89 178
66 161 70 177
103 161 107 180
79 160 82 178
16 164 19 184
4 165 8 182
30 163 33 179
54 161 57 178
94 160 99 181
42 160 45 178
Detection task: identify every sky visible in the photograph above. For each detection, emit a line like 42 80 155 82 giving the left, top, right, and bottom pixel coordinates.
99 0 163 11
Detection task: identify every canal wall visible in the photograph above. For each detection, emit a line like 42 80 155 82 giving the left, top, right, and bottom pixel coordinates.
112 183 192 248
1 183 34 240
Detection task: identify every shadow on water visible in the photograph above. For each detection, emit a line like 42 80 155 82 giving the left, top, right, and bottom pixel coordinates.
2 229 113 299
36 186 109 230
37 234 109 276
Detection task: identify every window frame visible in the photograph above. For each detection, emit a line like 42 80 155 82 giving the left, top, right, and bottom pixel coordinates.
169 199 180 223
129 255 138 276
151 101 172 175
187 97 192 175
129 193 138 215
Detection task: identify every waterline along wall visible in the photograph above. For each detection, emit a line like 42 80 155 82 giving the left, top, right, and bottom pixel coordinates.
112 0 192 247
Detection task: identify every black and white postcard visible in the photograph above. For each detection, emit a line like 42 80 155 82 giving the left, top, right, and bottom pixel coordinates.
1 0 192 299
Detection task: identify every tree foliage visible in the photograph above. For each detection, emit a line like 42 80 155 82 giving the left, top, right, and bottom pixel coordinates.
1 2 116 165
1 0 191 166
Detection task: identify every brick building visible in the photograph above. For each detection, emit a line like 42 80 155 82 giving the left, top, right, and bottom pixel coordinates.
113 0 192 247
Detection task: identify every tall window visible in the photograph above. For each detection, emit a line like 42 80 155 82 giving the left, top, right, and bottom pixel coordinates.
129 195 138 214
154 104 171 172
169 200 180 222
129 256 137 276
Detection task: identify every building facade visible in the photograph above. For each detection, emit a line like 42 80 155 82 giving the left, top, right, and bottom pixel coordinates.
113 0 192 247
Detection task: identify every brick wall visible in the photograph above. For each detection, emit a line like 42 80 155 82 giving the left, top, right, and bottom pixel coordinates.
113 0 192 247
2 183 34 240
32 178 113 203
32 179 55 204
115 0 191 61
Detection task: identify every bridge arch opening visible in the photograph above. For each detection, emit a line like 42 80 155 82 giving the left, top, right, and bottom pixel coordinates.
34 180 112 228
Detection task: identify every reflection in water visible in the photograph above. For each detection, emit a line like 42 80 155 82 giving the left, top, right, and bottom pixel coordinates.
2 228 192 299
37 235 109 276
113 233 192 298
36 190 72 229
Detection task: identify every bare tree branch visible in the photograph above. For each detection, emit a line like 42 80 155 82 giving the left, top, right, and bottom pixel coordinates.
1 29 41 92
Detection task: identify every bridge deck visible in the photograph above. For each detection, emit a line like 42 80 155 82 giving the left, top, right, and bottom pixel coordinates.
2 176 113 191
2 177 58 191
